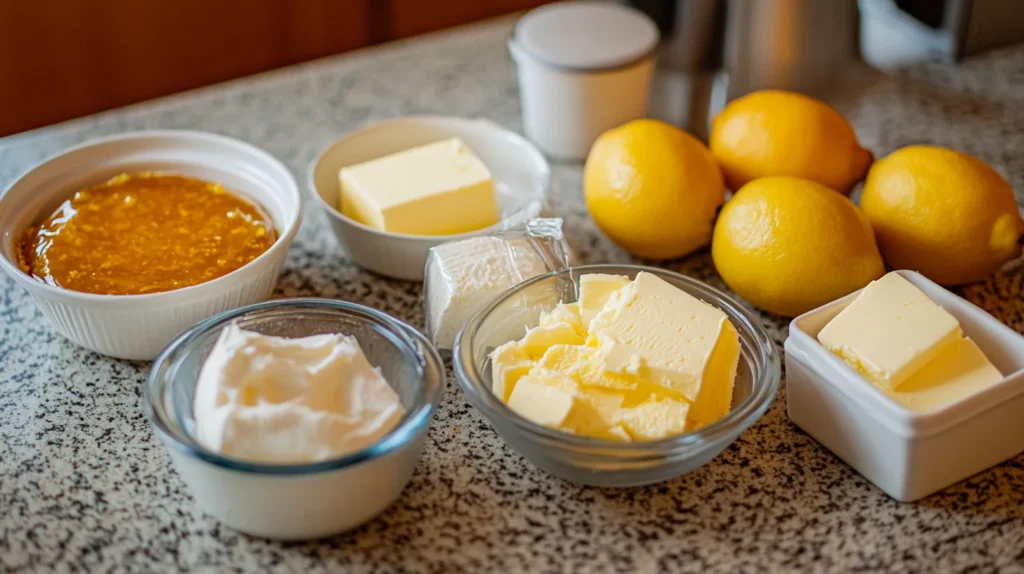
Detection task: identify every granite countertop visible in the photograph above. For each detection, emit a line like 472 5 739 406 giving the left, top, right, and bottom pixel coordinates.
3 17 1024 574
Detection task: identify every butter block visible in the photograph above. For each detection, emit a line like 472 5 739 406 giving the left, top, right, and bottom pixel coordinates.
618 397 691 441
589 271 740 427
507 375 577 427
508 369 630 440
690 319 740 428
534 344 691 409
887 337 1003 412
579 273 630 329
539 302 585 337
339 138 500 235
565 388 626 438
520 322 585 358
489 271 740 441
536 344 640 391
818 272 963 390
490 340 535 402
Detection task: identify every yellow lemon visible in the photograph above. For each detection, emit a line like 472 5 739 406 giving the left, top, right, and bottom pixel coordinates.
712 176 884 317
710 90 873 193
584 119 725 259
860 145 1023 286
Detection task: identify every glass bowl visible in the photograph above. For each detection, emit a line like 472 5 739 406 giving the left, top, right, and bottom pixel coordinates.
145 298 445 540
453 264 780 487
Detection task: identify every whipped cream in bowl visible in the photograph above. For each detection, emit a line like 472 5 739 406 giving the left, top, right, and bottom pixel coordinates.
145 299 444 540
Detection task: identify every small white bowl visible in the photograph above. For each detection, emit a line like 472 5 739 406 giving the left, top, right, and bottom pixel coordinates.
309 116 549 281
786 270 1024 501
0 131 303 361
146 299 445 540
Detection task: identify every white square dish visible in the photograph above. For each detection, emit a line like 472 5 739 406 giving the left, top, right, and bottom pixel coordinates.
785 270 1024 501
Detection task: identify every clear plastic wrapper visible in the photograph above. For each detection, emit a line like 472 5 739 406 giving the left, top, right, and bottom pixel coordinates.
424 217 574 352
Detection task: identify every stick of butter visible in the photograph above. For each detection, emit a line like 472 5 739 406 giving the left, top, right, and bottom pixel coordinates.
339 137 500 235
817 272 963 391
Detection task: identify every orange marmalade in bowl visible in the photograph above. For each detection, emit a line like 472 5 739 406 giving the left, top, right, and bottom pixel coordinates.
17 173 278 295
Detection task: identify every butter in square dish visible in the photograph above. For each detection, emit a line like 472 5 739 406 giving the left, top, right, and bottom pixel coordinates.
818 272 963 390
338 137 501 235
818 271 1003 411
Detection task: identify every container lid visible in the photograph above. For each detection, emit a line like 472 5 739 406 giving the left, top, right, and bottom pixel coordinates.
512 1 660 71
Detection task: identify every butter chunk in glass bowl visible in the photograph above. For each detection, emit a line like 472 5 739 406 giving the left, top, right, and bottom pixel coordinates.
454 264 780 487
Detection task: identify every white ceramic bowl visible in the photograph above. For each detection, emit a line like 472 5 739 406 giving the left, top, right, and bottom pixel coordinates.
309 116 549 281
0 130 302 361
786 270 1024 501
146 299 445 540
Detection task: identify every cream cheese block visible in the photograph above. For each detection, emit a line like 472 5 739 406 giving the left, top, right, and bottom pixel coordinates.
490 271 741 441
193 324 405 464
339 137 501 235
425 236 549 351
818 272 963 390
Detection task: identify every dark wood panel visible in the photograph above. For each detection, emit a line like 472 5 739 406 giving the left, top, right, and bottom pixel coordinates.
0 0 552 137
0 0 371 136
388 0 551 39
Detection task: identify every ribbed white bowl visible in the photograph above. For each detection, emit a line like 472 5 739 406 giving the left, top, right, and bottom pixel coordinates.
0 131 302 360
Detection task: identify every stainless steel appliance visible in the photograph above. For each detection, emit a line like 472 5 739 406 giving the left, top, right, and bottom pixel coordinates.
630 0 1024 137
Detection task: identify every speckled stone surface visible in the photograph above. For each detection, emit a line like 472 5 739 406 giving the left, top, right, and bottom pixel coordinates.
3 18 1024 574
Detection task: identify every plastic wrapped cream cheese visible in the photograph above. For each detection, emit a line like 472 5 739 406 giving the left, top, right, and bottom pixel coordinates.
818 272 1003 411
492 271 741 441
193 323 404 463
425 218 573 351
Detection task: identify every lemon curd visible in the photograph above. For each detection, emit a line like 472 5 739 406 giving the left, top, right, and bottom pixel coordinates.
17 173 277 295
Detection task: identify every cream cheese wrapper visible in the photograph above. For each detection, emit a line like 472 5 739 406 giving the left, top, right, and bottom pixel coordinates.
424 217 574 352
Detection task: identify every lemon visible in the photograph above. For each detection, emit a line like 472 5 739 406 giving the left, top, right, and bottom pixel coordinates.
584 119 725 259
710 90 873 194
712 176 885 317
860 145 1023 286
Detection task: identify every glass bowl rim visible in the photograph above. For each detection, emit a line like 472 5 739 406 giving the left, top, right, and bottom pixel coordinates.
144 298 445 476
454 263 781 458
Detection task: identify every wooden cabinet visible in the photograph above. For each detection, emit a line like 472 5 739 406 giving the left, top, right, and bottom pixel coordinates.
387 0 551 39
0 0 550 137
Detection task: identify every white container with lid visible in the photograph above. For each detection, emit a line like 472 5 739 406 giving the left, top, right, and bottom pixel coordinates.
785 270 1024 502
509 1 660 160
